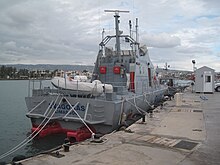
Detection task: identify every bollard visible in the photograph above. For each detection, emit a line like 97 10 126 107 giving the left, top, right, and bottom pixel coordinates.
64 138 70 144
149 111 153 118
12 155 26 162
142 115 145 122
55 151 60 156
63 138 70 152
175 93 183 106
63 144 69 152
160 103 163 109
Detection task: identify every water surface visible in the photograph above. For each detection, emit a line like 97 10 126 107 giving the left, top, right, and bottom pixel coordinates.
0 80 65 163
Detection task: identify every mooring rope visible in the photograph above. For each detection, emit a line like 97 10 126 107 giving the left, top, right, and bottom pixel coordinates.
0 94 62 160
118 97 125 125
64 97 95 137
126 98 145 115
26 99 46 115
143 92 154 108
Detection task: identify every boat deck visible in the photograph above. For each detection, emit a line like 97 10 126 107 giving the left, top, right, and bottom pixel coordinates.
15 90 220 165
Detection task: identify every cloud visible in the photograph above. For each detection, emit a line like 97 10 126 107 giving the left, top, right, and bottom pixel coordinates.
200 0 220 10
196 16 220 27
0 0 103 65
2 41 17 50
177 46 212 54
0 0 219 71
142 33 181 48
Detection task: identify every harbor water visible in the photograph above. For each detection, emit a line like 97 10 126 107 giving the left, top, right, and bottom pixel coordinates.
0 80 65 163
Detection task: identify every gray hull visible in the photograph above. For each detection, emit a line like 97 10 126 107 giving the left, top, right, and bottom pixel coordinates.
25 88 166 134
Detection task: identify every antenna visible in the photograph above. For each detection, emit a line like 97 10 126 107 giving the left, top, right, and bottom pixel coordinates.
129 20 132 37
104 10 129 14
104 10 129 62
135 18 139 43
102 28 105 41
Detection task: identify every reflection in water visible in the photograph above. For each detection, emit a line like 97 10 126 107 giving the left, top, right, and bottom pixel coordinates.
25 133 66 157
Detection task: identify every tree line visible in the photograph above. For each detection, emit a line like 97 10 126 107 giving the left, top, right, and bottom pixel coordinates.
0 65 54 79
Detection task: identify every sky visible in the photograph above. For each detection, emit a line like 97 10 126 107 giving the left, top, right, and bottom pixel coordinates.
0 0 220 71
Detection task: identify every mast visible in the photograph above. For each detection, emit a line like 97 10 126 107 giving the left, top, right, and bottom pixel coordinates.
101 28 105 53
102 28 105 41
129 20 132 38
104 10 129 62
135 18 139 43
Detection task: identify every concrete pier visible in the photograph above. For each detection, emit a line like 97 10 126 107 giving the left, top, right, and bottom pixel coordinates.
16 91 220 165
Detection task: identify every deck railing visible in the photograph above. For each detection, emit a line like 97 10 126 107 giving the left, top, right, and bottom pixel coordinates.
28 78 166 101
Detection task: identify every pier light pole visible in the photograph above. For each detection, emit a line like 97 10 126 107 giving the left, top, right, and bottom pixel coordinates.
192 60 196 72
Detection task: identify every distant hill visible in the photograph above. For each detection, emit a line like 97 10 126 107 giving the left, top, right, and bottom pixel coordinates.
2 64 94 72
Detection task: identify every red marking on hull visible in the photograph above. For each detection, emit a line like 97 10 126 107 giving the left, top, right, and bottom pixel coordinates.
67 126 96 142
31 122 68 138
130 72 135 92
31 122 96 142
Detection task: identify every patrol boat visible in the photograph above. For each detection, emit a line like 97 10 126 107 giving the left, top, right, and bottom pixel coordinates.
25 10 167 142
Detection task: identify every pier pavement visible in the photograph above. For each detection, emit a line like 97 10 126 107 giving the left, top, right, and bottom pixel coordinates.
15 91 220 165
